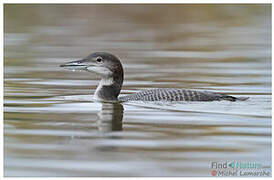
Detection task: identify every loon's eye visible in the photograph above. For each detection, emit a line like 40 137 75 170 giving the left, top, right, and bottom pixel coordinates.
96 57 102 62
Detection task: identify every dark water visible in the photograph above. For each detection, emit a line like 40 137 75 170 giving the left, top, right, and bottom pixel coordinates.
4 4 271 176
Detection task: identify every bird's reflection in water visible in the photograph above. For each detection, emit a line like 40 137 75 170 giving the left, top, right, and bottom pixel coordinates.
68 102 124 152
97 102 124 133
95 102 124 151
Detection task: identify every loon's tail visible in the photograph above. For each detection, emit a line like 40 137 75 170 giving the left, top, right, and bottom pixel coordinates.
222 95 249 101
236 97 249 101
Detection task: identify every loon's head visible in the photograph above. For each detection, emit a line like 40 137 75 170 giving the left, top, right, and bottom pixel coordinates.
60 52 124 101
60 52 123 79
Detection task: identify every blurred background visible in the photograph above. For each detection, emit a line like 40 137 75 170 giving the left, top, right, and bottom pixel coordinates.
4 4 271 177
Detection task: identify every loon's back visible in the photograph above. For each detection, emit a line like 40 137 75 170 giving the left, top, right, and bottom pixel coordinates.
119 88 248 102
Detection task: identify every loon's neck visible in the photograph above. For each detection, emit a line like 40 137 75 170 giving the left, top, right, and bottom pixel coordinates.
94 76 123 102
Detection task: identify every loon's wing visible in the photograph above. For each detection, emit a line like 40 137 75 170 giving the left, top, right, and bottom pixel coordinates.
118 88 248 102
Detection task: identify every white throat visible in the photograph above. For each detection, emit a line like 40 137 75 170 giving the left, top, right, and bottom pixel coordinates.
94 77 114 100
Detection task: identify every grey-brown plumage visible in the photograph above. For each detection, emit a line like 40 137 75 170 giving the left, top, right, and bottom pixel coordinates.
60 52 249 102
118 88 245 102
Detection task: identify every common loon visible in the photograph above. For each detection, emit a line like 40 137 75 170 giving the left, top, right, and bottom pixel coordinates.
60 52 249 102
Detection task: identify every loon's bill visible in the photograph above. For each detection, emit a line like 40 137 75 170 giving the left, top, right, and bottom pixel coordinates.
60 60 89 71
60 52 249 102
